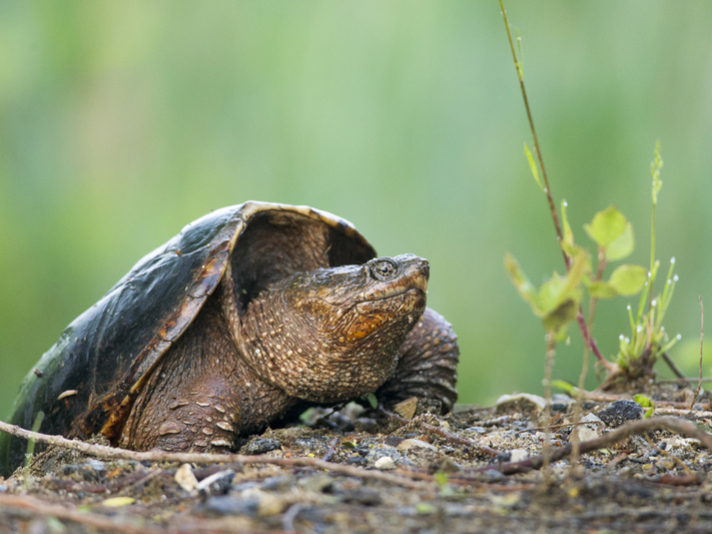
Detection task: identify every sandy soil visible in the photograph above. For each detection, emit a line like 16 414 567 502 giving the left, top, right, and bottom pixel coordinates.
1 383 712 533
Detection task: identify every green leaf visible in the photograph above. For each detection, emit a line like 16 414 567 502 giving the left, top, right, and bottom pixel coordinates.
552 380 576 395
364 392 378 409
605 222 634 261
101 497 135 507
633 394 655 408
609 265 647 296
416 503 437 515
504 253 540 314
586 280 618 299
543 298 579 334
539 251 587 334
584 206 627 248
524 143 544 191
434 471 449 487
561 200 574 246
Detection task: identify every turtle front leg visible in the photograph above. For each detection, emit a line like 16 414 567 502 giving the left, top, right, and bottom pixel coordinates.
376 307 459 414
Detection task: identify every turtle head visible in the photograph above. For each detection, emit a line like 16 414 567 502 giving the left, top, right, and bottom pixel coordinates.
238 254 429 402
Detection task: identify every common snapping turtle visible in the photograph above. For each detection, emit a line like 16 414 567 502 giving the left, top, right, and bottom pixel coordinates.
0 202 458 475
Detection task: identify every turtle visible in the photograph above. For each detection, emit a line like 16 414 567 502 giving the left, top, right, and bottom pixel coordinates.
0 202 458 475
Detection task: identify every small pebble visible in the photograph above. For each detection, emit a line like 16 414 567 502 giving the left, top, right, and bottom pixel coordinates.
243 438 282 455
384 436 404 448
375 456 396 470
175 463 198 492
509 449 528 462
339 488 382 506
598 400 643 428
572 425 600 442
346 455 368 467
86 459 105 472
397 439 437 452
197 470 235 497
260 475 295 492
482 469 505 480
393 397 418 420
202 495 261 517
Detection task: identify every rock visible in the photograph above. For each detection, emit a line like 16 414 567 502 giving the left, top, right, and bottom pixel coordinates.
571 425 600 442
346 456 368 467
598 400 644 428
175 463 198 492
482 469 505 480
86 459 105 472
259 475 295 492
196 470 235 497
337 488 382 506
201 495 261 517
366 447 401 464
298 474 333 493
665 437 699 450
495 393 546 414
243 438 282 455
384 436 404 448
393 397 418 420
415 398 443 416
580 413 605 425
509 449 528 462
397 439 437 452
374 457 397 470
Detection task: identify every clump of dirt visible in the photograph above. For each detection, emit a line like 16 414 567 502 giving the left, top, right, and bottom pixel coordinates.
2 382 712 533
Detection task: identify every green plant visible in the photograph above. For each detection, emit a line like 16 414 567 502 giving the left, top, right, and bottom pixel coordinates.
603 143 680 387
500 0 677 386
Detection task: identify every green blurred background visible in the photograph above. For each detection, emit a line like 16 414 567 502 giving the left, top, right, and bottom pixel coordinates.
1 1 711 419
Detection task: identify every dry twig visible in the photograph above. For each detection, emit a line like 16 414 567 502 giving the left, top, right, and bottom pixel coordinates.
475 416 712 475
0 419 428 490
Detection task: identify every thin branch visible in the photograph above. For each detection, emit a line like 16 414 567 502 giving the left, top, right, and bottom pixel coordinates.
474 417 712 475
541 333 556 484
0 419 428 490
662 352 687 379
658 377 712 385
693 296 705 411
577 312 615 368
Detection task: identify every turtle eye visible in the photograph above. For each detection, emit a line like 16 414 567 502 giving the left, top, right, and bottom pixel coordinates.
370 258 398 281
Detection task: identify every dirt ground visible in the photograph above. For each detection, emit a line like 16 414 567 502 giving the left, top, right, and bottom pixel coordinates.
2 383 712 534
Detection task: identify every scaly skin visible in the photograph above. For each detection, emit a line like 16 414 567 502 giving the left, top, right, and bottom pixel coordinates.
120 254 458 452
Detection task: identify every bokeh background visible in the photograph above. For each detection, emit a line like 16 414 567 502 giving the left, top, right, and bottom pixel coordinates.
1 1 711 419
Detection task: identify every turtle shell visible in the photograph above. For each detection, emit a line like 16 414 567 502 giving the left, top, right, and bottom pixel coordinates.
0 202 376 474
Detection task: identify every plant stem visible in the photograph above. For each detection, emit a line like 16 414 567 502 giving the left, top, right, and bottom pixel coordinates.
541 333 556 486
499 0 568 269
693 296 704 411
500 1 615 370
